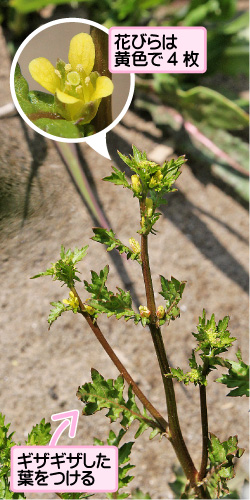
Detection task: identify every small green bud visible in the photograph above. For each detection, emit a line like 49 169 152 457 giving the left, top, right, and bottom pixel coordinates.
156 305 165 319
139 305 151 318
129 238 141 254
131 174 142 195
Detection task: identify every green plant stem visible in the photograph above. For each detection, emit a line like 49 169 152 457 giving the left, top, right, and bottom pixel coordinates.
198 384 209 481
140 230 198 485
71 286 169 435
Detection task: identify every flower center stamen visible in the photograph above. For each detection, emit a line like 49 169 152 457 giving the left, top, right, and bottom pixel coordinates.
67 71 81 86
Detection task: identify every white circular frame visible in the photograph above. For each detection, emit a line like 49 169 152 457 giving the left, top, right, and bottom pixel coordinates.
10 18 135 143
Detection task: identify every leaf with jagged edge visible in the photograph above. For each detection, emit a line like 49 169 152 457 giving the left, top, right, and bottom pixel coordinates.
0 413 19 499
193 310 236 357
94 429 135 499
84 265 110 301
205 433 244 499
117 147 185 199
0 415 51 500
84 267 140 323
103 166 130 189
47 301 67 328
25 419 52 446
92 228 142 264
77 370 162 440
159 276 186 320
31 245 88 287
216 350 249 397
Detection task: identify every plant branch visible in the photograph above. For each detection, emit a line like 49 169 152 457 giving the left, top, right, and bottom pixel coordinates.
198 359 210 482
198 384 209 481
71 286 169 435
90 26 112 131
140 230 198 485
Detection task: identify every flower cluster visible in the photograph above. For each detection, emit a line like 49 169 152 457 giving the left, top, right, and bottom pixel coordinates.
63 291 79 310
29 33 113 122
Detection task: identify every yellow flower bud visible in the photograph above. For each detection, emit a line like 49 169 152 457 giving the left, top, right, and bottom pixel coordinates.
146 198 153 217
139 305 151 318
84 299 95 316
129 238 141 254
131 174 142 195
156 306 165 319
187 369 199 383
85 304 95 315
149 169 163 188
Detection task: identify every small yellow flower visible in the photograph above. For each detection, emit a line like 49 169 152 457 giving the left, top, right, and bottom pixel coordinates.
131 174 142 195
186 369 200 383
156 306 165 319
29 33 114 122
145 198 153 217
139 305 151 318
84 299 95 316
129 238 141 254
63 291 79 309
149 169 163 188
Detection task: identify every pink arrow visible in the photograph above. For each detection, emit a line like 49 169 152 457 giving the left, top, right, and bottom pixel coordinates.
50 409 79 446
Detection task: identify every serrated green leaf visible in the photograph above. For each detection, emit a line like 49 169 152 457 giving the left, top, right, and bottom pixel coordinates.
31 245 88 288
48 301 67 327
84 265 110 301
94 429 135 499
107 429 126 448
25 419 52 446
118 442 134 466
92 228 142 264
84 267 140 322
193 310 236 357
216 350 249 397
159 276 186 320
103 166 131 188
0 475 26 499
207 433 244 498
77 369 161 438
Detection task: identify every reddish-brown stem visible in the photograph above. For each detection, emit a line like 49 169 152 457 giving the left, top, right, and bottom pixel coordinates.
198 384 209 480
90 27 112 131
140 228 198 485
71 287 169 435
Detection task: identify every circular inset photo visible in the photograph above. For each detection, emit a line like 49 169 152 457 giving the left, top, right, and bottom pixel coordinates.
10 19 134 142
